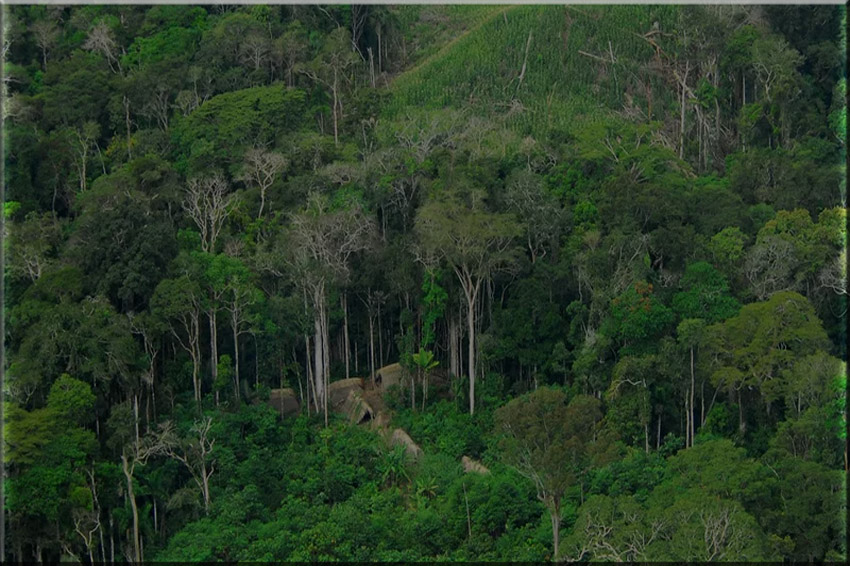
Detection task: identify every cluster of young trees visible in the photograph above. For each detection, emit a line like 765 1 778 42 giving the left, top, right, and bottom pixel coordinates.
3 3 846 563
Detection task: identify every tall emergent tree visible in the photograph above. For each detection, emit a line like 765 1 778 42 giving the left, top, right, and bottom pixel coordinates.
288 192 374 425
495 389 610 559
416 190 520 414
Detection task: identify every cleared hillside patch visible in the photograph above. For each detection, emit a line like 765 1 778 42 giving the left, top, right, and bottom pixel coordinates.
386 5 680 137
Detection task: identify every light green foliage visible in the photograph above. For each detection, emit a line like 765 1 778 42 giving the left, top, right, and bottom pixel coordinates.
708 226 747 274
46 374 97 426
389 5 678 137
706 291 831 406
174 85 307 174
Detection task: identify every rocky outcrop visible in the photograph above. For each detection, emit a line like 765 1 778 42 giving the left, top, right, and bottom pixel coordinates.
461 455 490 475
375 363 404 389
268 388 300 417
390 428 423 460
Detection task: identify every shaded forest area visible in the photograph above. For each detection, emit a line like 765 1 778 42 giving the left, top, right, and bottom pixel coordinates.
2 3 847 563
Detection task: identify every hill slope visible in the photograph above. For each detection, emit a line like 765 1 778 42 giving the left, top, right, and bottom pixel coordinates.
386 4 680 136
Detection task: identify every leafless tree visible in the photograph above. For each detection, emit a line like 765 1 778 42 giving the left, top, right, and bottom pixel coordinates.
161 417 217 513
182 175 238 254
275 25 308 87
31 20 59 67
120 423 173 563
240 31 271 72
83 20 122 74
742 236 797 300
71 122 100 193
140 86 171 132
240 148 287 219
288 192 375 425
301 28 357 145
504 171 563 264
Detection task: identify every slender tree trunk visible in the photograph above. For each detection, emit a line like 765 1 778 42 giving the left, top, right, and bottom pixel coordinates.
305 334 317 414
201 471 211 513
550 498 561 559
738 389 745 433
123 96 132 161
657 414 662 449
342 293 350 379
133 395 140 448
121 456 140 564
378 304 384 366
449 317 458 378
679 62 689 160
232 310 241 401
466 283 479 416
369 312 376 386
321 294 330 427
209 309 218 399
688 346 696 446
332 67 339 146
313 308 324 421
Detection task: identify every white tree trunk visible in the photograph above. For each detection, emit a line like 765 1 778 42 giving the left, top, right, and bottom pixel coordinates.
209 309 218 400
466 288 477 416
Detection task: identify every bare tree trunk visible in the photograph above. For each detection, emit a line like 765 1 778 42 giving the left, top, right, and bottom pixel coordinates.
201 471 211 512
466 284 479 416
133 394 140 448
449 317 459 378
232 310 240 401
123 95 132 161
313 308 324 420
657 413 662 449
689 346 695 446
321 294 330 427
369 311 376 386
342 293 350 380
305 334 317 414
678 61 690 159
738 389 745 433
368 47 376 88
550 498 561 559
121 456 141 564
209 308 218 402
377 27 382 73
332 67 339 146
378 304 384 366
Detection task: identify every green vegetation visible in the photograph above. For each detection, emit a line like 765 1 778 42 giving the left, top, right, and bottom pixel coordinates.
2 3 846 563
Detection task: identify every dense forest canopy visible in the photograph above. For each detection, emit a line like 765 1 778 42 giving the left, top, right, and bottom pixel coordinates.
2 3 847 563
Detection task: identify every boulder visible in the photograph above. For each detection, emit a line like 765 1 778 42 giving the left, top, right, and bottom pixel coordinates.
461 455 490 475
269 388 300 417
340 389 374 424
376 363 404 389
328 377 365 408
390 428 423 460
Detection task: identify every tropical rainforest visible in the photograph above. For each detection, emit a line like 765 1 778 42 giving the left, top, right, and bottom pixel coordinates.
2 3 847 563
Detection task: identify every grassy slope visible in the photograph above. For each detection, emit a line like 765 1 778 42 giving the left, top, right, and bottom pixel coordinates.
386 4 681 137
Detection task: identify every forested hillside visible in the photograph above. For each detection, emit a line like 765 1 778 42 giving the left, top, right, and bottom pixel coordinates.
2 4 847 563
